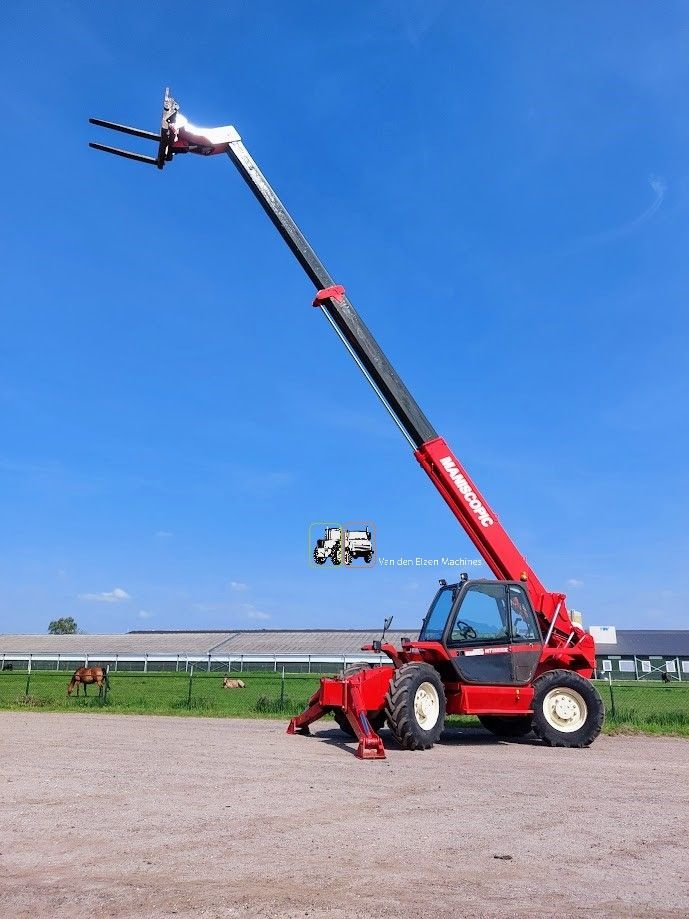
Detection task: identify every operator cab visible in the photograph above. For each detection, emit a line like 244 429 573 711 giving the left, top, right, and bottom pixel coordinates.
419 576 543 685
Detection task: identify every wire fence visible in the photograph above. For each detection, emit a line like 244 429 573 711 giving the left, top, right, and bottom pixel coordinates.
0 670 687 731
0 667 322 717
593 678 689 730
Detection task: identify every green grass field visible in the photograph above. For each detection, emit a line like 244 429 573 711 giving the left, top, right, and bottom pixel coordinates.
0 670 321 718
0 671 687 736
595 680 689 735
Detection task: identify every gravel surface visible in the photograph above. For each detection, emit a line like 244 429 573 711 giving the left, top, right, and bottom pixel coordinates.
1 712 688 918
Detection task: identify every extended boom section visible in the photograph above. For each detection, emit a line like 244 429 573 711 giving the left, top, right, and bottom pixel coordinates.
90 90 602 760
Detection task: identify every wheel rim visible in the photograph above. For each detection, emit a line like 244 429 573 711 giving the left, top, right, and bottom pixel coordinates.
542 687 587 733
413 682 440 731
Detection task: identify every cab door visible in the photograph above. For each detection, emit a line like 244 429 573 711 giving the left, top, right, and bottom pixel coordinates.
506 584 542 684
446 582 542 686
446 583 513 685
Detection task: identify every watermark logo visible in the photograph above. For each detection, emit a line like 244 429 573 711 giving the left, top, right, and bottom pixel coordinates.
376 556 483 568
309 522 376 570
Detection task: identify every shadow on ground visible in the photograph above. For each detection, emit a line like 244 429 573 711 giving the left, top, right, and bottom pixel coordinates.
308 724 541 757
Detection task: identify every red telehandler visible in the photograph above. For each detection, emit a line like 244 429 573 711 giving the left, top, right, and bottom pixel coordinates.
90 90 604 759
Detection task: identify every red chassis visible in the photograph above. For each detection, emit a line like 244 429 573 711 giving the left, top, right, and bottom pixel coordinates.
288 430 595 761
287 631 594 760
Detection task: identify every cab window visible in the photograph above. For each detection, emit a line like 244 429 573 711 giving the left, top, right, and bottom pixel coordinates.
419 587 455 641
450 583 509 643
508 585 539 641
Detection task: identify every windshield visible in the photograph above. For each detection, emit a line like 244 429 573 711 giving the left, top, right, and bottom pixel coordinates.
419 586 456 641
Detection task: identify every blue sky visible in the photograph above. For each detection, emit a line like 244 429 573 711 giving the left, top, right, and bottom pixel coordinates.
1 2 687 634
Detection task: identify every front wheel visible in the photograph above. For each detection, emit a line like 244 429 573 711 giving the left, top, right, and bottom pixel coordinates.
385 663 446 751
331 547 341 565
313 549 326 565
531 670 604 748
479 715 533 738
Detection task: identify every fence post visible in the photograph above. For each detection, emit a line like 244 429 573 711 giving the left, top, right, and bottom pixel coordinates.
607 673 616 718
101 666 110 705
280 666 285 710
25 662 32 697
187 665 194 709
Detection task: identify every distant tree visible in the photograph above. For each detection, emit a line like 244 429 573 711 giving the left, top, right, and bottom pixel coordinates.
48 617 78 635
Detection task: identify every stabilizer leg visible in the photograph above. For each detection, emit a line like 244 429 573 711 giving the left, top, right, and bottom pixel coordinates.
286 688 324 735
286 672 388 759
345 682 386 760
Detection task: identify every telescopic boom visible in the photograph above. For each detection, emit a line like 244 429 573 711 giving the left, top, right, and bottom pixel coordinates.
89 90 592 661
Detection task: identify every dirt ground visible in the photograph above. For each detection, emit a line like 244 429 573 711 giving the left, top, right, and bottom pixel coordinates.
1 713 687 918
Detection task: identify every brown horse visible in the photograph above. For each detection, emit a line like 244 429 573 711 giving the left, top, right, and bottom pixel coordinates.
67 666 109 698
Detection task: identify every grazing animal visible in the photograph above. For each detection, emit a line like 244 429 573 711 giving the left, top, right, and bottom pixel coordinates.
0 663 13 671
222 677 246 689
67 666 108 697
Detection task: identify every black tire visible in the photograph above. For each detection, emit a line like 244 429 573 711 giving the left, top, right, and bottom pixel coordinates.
479 715 533 738
343 548 351 566
332 664 385 737
531 669 604 748
385 663 446 751
313 548 326 565
364 551 373 563
331 547 341 565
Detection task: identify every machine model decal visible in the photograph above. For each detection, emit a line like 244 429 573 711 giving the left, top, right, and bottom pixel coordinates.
439 457 494 528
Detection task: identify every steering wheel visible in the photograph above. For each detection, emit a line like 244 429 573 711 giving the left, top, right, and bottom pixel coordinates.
453 620 478 641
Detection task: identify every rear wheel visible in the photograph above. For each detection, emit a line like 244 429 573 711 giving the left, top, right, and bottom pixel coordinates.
343 547 351 566
531 670 604 748
478 715 533 738
313 548 326 565
364 551 373 563
385 663 446 751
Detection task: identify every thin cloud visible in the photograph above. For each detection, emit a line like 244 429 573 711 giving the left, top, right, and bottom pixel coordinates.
155 530 173 539
243 604 271 621
192 602 221 613
566 579 584 589
230 581 248 592
78 587 131 603
138 609 153 620
577 174 667 248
